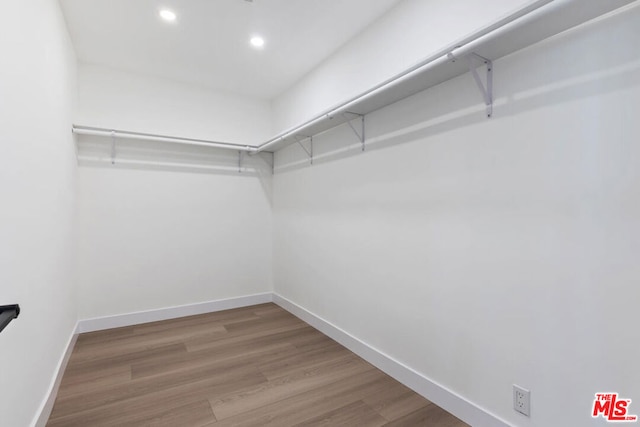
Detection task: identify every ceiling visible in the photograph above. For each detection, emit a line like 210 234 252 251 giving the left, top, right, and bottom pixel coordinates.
59 0 402 100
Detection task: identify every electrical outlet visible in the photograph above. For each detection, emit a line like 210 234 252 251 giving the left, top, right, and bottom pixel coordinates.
513 384 531 417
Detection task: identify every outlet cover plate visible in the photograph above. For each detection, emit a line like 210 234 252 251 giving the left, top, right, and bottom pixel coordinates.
514 384 531 416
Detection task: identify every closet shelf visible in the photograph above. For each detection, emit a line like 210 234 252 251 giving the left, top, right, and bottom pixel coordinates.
73 0 633 156
73 126 254 152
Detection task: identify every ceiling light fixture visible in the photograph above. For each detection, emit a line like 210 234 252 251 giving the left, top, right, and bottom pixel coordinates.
159 9 177 22
250 36 265 48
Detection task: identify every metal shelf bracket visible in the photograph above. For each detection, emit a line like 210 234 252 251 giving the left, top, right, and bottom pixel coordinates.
294 136 313 165
447 52 493 118
270 152 275 175
343 113 366 151
110 130 116 165
467 53 493 118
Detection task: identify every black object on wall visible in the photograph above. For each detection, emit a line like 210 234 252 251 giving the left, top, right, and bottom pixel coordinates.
0 305 20 333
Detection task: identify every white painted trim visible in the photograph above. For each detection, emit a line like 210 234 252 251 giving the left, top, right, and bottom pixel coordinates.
77 293 273 333
32 293 273 426
32 322 79 427
34 293 509 427
273 293 512 427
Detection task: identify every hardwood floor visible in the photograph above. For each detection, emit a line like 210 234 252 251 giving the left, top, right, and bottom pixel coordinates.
47 303 468 426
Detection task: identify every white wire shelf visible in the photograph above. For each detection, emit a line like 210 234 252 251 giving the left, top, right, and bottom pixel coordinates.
73 0 635 160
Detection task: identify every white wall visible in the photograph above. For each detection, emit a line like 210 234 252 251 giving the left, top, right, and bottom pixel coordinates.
0 0 78 426
77 64 273 145
76 166 273 320
273 4 640 427
74 61 275 321
272 0 530 132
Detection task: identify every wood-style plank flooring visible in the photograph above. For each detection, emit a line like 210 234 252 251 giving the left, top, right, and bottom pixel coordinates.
47 303 468 426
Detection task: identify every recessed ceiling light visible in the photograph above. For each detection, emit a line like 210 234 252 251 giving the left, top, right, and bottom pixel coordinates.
159 9 177 22
250 36 265 48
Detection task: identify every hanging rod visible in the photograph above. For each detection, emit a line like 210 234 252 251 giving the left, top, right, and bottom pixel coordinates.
73 125 258 153
77 155 255 173
254 0 555 153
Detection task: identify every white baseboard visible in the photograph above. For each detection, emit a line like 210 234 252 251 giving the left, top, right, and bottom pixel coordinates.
34 293 273 425
77 293 273 333
36 292 508 427
32 323 79 427
273 293 511 427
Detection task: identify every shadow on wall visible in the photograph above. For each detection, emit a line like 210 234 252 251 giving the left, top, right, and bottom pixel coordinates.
275 5 640 173
77 135 275 205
